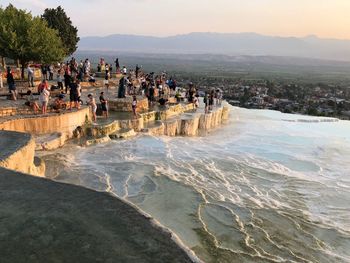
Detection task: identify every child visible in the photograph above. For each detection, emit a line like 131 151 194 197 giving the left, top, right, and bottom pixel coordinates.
132 95 137 117
25 90 39 113
39 86 50 114
87 93 97 123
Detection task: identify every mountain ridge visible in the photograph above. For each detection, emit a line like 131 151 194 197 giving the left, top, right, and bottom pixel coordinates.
78 32 350 61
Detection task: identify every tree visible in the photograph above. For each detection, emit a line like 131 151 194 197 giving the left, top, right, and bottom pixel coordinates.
0 5 66 79
42 6 80 56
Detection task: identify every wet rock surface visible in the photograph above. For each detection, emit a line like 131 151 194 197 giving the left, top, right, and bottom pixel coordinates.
0 167 196 263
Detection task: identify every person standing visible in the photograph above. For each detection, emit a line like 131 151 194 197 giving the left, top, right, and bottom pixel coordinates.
49 64 54 80
77 80 82 106
64 64 71 94
87 93 97 123
0 66 4 89
118 77 126 98
209 90 215 111
188 82 196 103
115 58 120 73
104 64 110 91
39 85 50 114
132 95 137 117
38 80 48 93
27 65 34 87
84 58 91 76
6 67 17 100
148 83 155 107
57 69 64 90
135 64 140 79
68 79 80 110
41 64 48 80
99 91 108 118
204 92 209 114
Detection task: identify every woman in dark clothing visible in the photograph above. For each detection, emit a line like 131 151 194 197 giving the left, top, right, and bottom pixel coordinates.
99 91 108 118
68 79 79 109
6 67 17 100
148 83 155 106
64 65 71 94
209 90 215 111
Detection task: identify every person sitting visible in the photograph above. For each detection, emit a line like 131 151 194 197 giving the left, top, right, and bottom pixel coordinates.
24 90 39 113
158 97 168 106
53 94 67 112
88 75 96 83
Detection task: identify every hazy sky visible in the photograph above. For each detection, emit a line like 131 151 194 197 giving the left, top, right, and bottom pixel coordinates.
2 0 350 39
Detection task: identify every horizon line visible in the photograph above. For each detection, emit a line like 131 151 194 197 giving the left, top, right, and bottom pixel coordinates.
79 31 350 41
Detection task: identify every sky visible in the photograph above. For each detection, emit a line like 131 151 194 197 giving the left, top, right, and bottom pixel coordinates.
1 0 350 39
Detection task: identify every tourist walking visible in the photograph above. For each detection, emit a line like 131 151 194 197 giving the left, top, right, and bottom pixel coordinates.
27 65 35 87
87 93 97 123
99 91 108 118
6 67 17 101
39 85 50 114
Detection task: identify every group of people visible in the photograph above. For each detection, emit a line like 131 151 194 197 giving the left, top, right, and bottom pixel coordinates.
86 91 109 123
0 57 224 124
40 64 55 81
203 89 223 113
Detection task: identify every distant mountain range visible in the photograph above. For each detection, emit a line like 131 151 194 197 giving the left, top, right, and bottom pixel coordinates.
78 32 350 61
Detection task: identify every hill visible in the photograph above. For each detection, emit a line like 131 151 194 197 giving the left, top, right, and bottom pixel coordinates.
78 32 350 61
